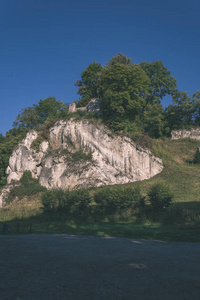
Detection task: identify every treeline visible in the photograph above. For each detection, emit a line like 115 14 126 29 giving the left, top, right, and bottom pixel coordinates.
75 53 200 138
41 183 173 221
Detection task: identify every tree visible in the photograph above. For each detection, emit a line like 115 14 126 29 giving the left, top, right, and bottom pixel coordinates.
13 97 67 130
13 106 39 130
143 102 166 138
164 90 196 131
192 90 200 125
106 52 133 66
35 97 67 124
148 183 173 211
75 62 102 107
100 60 150 129
74 54 181 138
140 60 177 106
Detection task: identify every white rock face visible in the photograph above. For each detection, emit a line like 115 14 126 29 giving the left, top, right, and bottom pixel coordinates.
68 98 102 116
171 128 200 140
0 184 19 207
3 119 163 194
6 130 48 184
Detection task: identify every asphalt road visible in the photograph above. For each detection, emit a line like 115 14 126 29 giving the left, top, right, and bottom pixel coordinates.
0 234 200 300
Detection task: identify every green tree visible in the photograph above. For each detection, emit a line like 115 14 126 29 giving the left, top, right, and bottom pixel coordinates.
75 62 102 107
100 60 150 129
35 97 67 124
192 90 200 125
75 54 181 138
193 147 200 164
13 97 67 130
148 183 173 211
13 106 39 129
143 102 166 138
106 52 133 66
164 90 196 131
140 60 177 105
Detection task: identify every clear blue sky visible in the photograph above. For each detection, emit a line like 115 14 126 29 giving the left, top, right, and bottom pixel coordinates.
0 0 199 135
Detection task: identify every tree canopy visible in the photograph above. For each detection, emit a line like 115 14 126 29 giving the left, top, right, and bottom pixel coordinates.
0 97 68 188
13 97 68 130
0 53 199 188
75 62 102 107
75 53 181 137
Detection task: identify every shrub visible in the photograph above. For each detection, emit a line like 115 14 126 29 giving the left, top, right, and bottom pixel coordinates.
67 189 91 216
41 188 91 217
148 183 173 211
193 147 200 164
41 189 66 212
72 150 92 162
94 186 144 217
5 171 46 204
31 136 45 152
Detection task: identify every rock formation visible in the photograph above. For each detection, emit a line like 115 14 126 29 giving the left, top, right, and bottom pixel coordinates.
68 98 102 116
171 128 200 140
0 118 163 206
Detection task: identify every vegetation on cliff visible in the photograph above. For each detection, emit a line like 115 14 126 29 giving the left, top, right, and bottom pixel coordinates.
0 137 200 241
0 53 200 241
75 53 200 138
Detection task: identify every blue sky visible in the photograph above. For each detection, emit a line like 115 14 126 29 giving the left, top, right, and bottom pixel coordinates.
0 0 199 135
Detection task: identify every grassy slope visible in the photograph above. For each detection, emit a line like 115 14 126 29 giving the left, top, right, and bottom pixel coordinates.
134 138 200 207
0 137 200 241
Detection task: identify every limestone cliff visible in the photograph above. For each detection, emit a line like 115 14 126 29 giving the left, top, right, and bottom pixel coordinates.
171 128 200 140
1 119 163 206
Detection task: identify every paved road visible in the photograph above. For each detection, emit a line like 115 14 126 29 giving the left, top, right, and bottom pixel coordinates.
0 234 200 300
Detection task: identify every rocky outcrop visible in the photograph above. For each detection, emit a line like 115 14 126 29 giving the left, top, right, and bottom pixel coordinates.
0 119 163 206
68 98 102 116
6 131 49 184
0 184 18 207
171 128 200 140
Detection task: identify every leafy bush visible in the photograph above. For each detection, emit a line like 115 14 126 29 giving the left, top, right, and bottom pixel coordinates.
94 186 144 217
41 188 91 217
148 183 173 211
31 136 45 152
67 189 91 216
72 150 92 162
5 171 46 204
193 147 200 164
41 189 65 212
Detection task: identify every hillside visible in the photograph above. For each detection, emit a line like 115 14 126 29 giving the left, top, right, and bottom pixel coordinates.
0 133 200 242
0 53 200 241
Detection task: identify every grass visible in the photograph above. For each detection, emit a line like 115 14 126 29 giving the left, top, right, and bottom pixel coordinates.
1 137 200 242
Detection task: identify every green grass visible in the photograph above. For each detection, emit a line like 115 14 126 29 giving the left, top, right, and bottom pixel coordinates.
1 137 200 242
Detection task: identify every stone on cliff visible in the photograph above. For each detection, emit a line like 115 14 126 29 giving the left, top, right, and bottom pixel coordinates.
68 98 102 116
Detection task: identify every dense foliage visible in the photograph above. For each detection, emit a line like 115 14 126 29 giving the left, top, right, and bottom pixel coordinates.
0 128 28 187
75 53 200 138
13 97 68 130
4 171 46 204
75 62 102 107
94 186 144 216
41 188 91 217
147 183 173 211
0 97 68 188
0 52 199 192
193 147 200 164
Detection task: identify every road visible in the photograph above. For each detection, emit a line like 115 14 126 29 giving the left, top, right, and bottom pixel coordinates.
0 234 200 299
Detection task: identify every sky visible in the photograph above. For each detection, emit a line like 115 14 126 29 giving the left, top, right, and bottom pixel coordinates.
0 0 200 135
